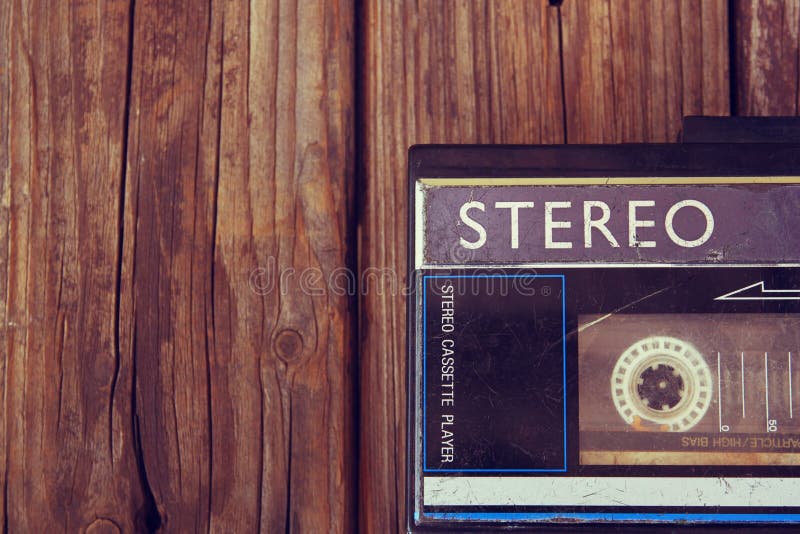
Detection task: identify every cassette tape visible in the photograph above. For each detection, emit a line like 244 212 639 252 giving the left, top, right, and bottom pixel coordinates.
407 143 800 530
579 313 800 466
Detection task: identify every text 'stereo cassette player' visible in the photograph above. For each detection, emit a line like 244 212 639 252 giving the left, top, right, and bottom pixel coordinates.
407 140 800 530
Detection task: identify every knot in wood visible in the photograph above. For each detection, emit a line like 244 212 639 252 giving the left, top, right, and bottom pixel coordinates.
85 518 122 534
274 328 304 362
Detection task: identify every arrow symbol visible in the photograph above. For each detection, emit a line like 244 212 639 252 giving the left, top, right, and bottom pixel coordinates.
715 281 800 301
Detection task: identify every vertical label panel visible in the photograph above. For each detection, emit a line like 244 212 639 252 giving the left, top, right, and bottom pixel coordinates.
423 274 566 472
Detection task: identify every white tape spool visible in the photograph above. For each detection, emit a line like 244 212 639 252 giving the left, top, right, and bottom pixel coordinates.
611 336 712 431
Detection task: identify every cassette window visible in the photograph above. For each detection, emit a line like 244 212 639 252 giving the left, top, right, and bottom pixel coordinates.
579 314 800 466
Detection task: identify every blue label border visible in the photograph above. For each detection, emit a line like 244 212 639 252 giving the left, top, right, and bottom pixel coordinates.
422 274 567 473
419 511 800 523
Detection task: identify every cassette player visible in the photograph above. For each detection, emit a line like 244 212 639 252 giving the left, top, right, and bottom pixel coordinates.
407 141 800 529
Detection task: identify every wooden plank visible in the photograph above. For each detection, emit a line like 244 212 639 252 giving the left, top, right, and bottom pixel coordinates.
122 0 355 531
734 0 800 115
0 0 148 531
561 0 730 143
360 2 563 531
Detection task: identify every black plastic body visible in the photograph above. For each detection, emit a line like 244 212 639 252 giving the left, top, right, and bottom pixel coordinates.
407 140 800 532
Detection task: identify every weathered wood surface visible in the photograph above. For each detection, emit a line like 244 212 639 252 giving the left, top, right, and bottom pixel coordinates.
1 0 146 531
0 0 796 531
561 0 730 143
734 0 800 115
123 0 356 531
3 0 355 532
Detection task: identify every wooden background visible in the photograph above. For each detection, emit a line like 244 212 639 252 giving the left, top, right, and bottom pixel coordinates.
0 0 797 531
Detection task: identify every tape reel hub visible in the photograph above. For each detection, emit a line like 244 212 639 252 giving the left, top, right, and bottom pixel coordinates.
611 336 712 431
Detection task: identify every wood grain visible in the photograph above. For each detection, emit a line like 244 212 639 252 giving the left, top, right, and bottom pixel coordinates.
734 0 800 115
120 1 214 530
359 2 563 531
3 0 799 530
123 0 355 532
0 0 147 531
561 0 730 143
